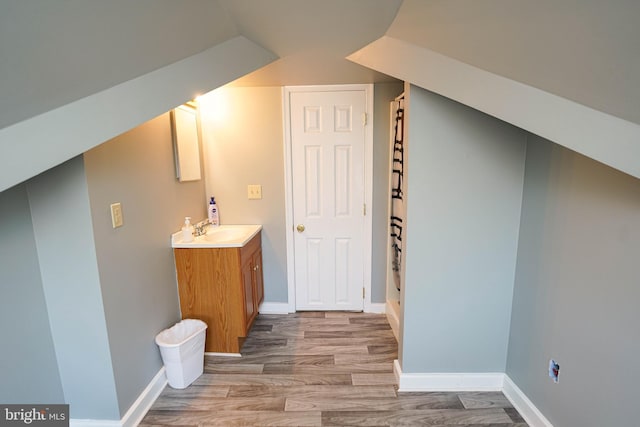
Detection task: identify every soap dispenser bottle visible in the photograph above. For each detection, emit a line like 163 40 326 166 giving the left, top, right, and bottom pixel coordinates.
182 217 194 242
208 197 219 226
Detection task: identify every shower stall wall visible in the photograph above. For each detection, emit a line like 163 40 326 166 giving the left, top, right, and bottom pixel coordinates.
386 93 404 339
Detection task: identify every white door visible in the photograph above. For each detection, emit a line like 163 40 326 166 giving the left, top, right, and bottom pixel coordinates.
290 89 367 310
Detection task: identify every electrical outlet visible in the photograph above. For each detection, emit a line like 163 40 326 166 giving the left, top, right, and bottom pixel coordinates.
110 203 124 228
248 184 262 200
549 359 560 383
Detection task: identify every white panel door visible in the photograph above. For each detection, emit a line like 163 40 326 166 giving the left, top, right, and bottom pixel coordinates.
290 90 366 310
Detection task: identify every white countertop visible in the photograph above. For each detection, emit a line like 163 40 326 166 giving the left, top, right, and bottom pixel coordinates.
171 224 262 248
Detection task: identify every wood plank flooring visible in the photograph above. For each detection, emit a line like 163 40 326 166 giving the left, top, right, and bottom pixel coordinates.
141 312 527 426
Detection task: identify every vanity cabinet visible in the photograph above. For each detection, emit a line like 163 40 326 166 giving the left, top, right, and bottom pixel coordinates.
173 232 264 353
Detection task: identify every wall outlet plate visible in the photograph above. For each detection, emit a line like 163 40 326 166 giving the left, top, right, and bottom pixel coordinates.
110 203 124 228
248 184 262 200
549 359 559 383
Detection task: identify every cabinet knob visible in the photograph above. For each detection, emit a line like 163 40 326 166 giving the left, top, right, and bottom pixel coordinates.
296 224 305 233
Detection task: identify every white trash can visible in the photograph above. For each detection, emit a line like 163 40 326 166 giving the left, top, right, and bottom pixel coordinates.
155 319 207 389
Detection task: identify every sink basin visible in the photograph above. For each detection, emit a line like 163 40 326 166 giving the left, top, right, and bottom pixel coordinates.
171 224 262 248
202 227 247 242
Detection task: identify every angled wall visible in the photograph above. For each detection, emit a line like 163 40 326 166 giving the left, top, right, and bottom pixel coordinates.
507 134 640 426
386 0 640 126
84 112 206 418
400 85 526 374
27 157 120 420
0 0 239 129
2 111 206 421
348 36 640 181
0 109 205 421
0 185 64 404
0 36 277 192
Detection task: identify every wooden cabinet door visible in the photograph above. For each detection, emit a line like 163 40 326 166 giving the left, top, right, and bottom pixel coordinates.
253 248 264 308
241 259 256 333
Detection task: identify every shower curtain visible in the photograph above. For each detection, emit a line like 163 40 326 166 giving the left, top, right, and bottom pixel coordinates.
390 96 404 292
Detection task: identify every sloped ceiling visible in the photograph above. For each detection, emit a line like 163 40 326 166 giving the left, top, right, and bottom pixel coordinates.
0 1 279 192
386 0 640 126
0 0 239 130
0 0 402 131
348 0 640 178
2 0 638 129
2 0 639 189
219 0 402 86
0 0 403 191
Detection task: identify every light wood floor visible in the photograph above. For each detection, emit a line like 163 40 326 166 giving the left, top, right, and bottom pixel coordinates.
141 312 527 426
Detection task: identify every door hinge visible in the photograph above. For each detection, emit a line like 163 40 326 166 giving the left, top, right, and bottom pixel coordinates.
362 287 365 299
363 203 367 216
362 112 368 126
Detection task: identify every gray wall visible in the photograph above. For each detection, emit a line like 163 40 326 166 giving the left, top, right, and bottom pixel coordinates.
27 157 120 419
200 87 289 303
84 112 206 417
507 135 640 426
0 185 64 404
401 85 526 372
371 82 405 304
0 112 206 420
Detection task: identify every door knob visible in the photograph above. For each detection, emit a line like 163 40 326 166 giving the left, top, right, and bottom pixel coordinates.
296 224 305 233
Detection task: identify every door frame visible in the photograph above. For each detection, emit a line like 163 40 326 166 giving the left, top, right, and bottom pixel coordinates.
282 84 374 313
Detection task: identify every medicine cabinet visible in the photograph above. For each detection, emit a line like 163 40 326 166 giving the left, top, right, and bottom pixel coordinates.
171 102 202 182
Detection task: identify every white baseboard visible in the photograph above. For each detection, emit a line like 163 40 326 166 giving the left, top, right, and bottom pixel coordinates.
392 362 554 426
364 302 386 314
259 301 385 314
205 352 242 357
503 375 554 427
393 360 503 392
385 300 400 341
71 367 167 427
70 420 120 427
259 302 293 314
121 367 167 427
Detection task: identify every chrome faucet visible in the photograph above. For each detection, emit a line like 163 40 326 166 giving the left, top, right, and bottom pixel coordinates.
193 220 210 237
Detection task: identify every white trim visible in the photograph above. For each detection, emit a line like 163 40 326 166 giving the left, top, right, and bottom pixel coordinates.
259 302 293 314
282 84 374 312
393 359 402 386
348 36 640 180
503 375 554 427
70 420 120 427
392 362 555 426
364 302 386 314
393 360 503 392
362 83 375 313
70 367 167 427
282 87 297 314
205 352 242 357
385 300 400 341
120 367 167 427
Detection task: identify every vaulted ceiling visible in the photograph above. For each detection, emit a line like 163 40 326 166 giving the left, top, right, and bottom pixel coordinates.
1 0 639 191
0 0 403 131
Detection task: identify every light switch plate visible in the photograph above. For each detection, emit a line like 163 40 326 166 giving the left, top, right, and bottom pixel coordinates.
248 184 262 200
110 203 124 228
